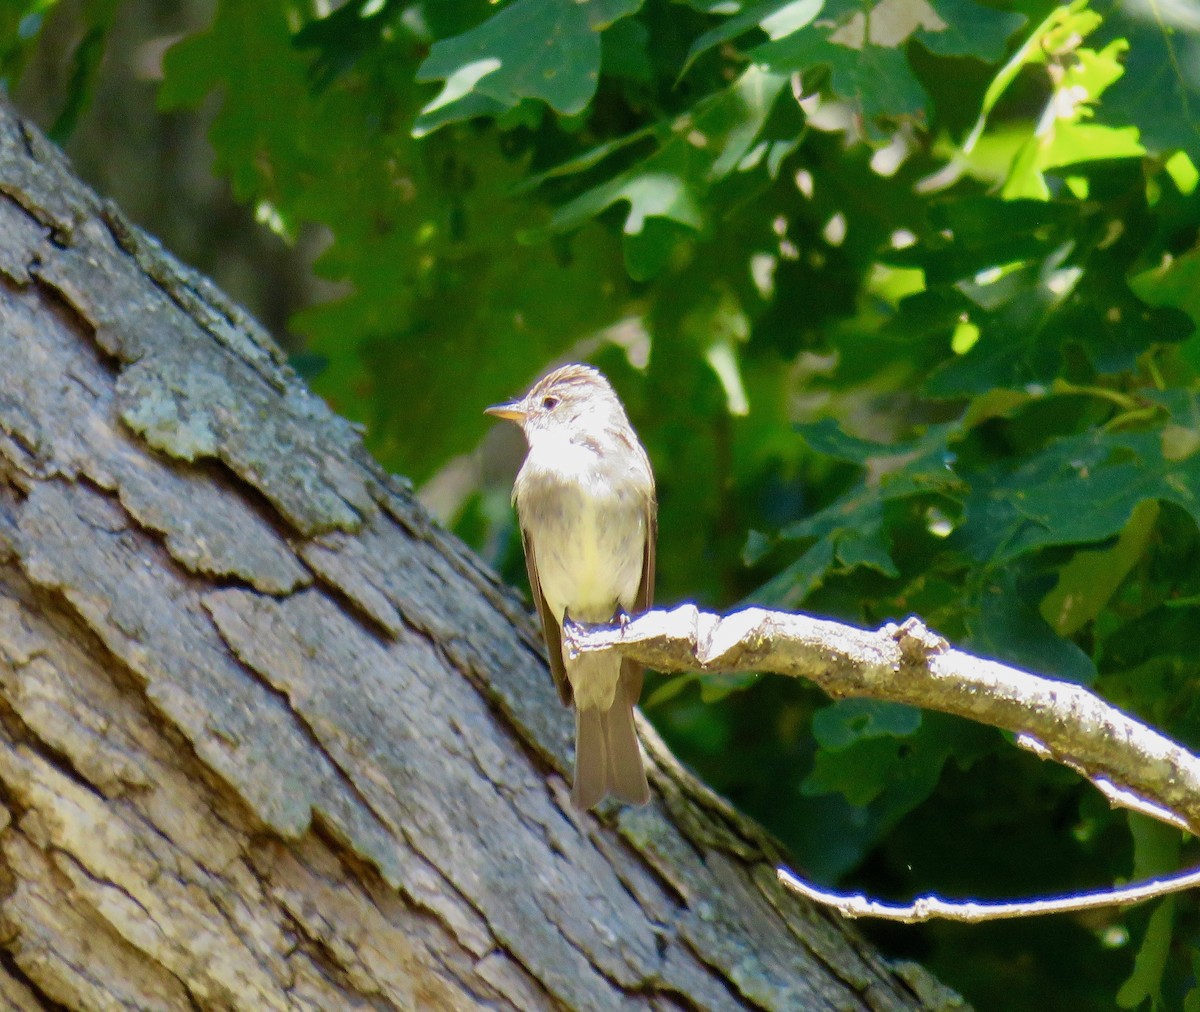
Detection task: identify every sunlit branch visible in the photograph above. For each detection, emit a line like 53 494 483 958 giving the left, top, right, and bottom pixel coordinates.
564 604 1200 921
775 865 1200 923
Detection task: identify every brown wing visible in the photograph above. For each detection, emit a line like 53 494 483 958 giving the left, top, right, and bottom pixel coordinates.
521 527 572 707
622 498 657 706
637 499 656 613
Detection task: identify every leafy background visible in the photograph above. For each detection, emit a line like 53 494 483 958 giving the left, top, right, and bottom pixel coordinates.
8 0 1200 1007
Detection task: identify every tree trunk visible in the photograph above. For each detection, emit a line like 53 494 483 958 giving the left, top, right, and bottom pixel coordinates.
0 99 957 1011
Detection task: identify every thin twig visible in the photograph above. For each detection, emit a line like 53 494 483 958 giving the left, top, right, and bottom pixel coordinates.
775 865 1200 922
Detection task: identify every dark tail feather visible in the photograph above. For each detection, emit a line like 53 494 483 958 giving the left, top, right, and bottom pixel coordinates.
601 698 649 806
571 696 649 809
573 707 607 809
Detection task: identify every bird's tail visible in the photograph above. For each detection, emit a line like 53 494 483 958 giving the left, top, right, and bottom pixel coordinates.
572 679 650 809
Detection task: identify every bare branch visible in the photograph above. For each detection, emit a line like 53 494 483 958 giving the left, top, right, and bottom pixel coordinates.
564 605 1200 832
775 865 1200 923
1015 733 1194 832
564 604 1200 921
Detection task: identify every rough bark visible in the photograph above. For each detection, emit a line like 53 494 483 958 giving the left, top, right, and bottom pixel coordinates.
0 100 959 1010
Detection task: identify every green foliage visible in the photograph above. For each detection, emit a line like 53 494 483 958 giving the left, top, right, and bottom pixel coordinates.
1 2 58 88
2 0 117 139
14 0 1200 1006
413 0 644 135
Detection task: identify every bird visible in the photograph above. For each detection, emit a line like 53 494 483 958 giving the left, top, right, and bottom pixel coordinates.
486 364 655 808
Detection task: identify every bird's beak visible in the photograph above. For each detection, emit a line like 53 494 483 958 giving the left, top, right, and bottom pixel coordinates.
485 399 526 423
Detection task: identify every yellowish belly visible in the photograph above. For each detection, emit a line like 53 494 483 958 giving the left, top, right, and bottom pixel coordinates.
526 485 645 625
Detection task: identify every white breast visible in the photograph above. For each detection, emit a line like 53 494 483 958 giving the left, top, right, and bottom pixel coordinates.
518 436 647 626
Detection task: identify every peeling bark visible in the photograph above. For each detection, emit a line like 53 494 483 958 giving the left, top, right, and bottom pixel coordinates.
0 100 962 1010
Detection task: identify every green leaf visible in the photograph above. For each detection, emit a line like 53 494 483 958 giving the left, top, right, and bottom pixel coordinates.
1095 0 1200 159
1132 245 1200 330
1116 815 1181 1008
755 418 974 605
970 570 1097 684
293 0 411 90
952 436 1117 564
916 193 1192 396
682 0 821 75
1040 122 1144 169
698 671 761 702
752 534 838 607
835 515 901 576
643 671 701 708
547 144 707 235
301 215 632 479
962 0 1093 154
955 416 1200 571
601 14 654 83
755 13 929 125
812 698 922 750
748 0 1024 127
1041 500 1159 636
1129 810 1182 881
803 713 994 818
413 0 644 135
1001 39 1142 200
803 734 911 806
516 125 660 189
534 64 795 275
1 0 63 89
160 0 314 202
1101 604 1200 682
755 493 899 602
795 418 892 463
795 420 961 500
1165 150 1200 194
49 0 118 141
919 0 1025 61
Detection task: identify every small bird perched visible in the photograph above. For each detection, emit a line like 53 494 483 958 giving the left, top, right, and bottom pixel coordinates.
486 364 655 808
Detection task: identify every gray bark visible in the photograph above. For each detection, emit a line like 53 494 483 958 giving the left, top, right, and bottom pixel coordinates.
0 99 959 1010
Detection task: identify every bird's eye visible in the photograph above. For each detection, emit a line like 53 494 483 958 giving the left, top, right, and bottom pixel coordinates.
542 396 559 410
